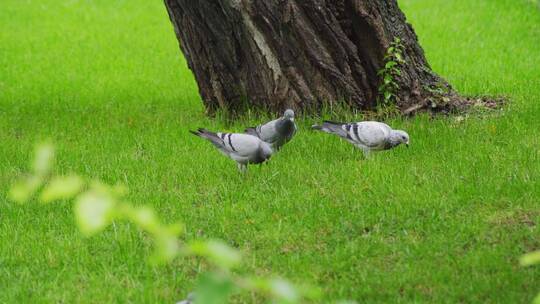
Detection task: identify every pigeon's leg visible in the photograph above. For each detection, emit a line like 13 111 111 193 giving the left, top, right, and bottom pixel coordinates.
354 144 370 159
237 163 248 173
362 148 371 159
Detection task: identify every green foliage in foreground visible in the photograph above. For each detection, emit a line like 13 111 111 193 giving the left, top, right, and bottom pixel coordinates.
1 0 539 303
10 144 322 304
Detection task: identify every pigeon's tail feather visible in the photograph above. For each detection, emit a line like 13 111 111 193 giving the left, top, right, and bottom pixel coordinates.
312 121 347 137
323 120 346 125
189 130 200 136
194 128 217 138
190 128 209 136
190 128 225 148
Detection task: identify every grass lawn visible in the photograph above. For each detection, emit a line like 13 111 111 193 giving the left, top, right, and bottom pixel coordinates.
1 0 539 302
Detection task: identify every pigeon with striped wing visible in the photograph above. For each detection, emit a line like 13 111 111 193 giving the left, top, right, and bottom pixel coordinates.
190 128 273 172
312 121 409 156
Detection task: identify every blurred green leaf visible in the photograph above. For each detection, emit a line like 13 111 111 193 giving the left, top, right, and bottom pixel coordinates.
269 279 300 303
151 235 180 264
187 240 242 270
33 143 55 176
111 183 128 198
8 176 42 203
520 251 540 267
40 175 84 203
297 284 323 301
74 190 115 236
130 206 159 232
166 223 184 236
195 272 234 304
534 292 540 304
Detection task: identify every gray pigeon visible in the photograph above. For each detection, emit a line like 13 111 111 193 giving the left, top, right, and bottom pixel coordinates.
245 109 297 151
312 121 409 156
190 128 273 172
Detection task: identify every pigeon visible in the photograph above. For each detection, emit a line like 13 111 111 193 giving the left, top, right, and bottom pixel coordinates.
312 121 409 156
190 128 273 172
245 109 297 151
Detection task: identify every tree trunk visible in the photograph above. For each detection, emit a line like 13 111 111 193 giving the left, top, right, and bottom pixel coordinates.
164 0 461 114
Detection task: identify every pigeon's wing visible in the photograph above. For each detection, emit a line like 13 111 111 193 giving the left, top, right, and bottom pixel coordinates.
191 130 269 166
222 133 261 157
313 121 391 149
347 122 391 148
191 129 257 156
244 118 278 141
227 133 272 164
244 127 259 137
256 119 280 142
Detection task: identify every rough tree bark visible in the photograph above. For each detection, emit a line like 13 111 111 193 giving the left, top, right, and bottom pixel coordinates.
164 0 462 114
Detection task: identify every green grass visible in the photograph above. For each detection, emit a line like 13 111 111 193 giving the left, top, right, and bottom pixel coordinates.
1 0 539 302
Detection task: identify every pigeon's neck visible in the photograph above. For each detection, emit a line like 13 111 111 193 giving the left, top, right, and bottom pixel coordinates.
385 131 402 149
275 118 295 135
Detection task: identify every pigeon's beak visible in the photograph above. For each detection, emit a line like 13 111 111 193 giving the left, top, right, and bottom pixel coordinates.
405 141 410 148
